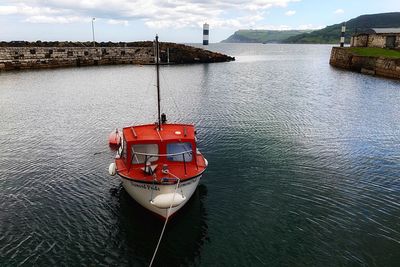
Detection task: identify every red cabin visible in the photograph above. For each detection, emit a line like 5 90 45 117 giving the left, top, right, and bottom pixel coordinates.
115 123 207 184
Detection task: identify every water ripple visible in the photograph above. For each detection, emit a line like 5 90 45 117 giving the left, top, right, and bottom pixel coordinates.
1 44 400 266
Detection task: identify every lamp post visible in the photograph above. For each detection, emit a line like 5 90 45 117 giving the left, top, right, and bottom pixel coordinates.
92 18 96 47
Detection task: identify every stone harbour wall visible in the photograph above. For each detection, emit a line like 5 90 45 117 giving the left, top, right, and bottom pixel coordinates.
0 42 235 71
329 47 400 79
0 46 153 71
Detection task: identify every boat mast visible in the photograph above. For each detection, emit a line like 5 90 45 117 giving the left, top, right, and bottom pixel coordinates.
155 35 161 130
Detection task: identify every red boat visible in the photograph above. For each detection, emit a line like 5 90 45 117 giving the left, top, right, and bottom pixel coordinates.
108 36 208 219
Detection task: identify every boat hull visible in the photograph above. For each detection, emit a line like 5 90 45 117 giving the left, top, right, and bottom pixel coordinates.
120 175 202 219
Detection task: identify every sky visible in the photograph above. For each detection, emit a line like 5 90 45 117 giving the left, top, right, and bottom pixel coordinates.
0 0 399 43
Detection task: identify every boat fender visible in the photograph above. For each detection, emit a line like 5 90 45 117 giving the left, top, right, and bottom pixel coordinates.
150 193 186 209
108 129 121 147
108 163 116 176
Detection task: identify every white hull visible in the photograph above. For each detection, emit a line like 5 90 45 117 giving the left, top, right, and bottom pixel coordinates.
120 175 201 218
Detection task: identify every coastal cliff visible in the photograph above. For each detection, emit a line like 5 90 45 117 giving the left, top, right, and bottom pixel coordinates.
329 47 400 79
0 41 235 71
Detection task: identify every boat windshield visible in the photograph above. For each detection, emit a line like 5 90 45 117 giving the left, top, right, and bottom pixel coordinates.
131 144 159 164
167 142 192 162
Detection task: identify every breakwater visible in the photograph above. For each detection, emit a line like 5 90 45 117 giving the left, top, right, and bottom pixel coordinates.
329 47 400 79
0 41 235 71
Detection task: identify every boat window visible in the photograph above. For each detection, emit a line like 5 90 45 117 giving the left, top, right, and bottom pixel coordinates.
131 144 158 164
167 142 192 162
119 138 127 160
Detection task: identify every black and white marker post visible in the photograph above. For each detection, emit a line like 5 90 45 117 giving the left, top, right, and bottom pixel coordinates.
340 22 346 47
203 23 209 45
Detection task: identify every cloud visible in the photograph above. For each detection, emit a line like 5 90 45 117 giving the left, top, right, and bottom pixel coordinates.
0 4 62 16
297 24 324 30
0 0 301 28
243 0 301 10
285 10 296 16
25 15 87 24
258 24 292 31
334 9 344 14
257 23 323 31
145 13 264 29
108 19 129 26
0 5 20 15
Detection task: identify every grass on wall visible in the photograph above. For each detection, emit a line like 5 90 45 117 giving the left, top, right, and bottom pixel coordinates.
349 47 400 58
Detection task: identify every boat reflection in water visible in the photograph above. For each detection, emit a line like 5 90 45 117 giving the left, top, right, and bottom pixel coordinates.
109 184 209 266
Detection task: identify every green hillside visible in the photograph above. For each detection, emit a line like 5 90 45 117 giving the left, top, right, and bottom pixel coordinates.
284 12 400 44
221 30 311 43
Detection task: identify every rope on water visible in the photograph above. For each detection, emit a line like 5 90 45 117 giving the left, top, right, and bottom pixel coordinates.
148 175 180 267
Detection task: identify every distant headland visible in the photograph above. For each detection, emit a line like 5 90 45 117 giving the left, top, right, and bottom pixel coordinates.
220 30 311 43
0 41 235 71
221 12 400 44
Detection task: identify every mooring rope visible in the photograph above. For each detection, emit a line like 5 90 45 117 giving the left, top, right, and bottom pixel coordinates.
149 175 181 267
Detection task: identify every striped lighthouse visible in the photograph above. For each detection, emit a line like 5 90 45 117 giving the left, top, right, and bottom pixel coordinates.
203 23 209 45
340 22 346 47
